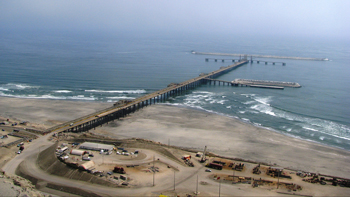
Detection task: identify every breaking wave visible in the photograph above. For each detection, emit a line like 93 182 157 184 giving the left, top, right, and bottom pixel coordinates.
85 89 146 94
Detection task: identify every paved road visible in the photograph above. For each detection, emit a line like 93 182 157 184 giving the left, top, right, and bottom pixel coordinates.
2 133 54 175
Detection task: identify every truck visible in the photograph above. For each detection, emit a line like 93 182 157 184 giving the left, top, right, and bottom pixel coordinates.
82 156 91 161
206 163 223 170
182 155 191 160
113 166 126 174
19 145 25 151
59 146 68 153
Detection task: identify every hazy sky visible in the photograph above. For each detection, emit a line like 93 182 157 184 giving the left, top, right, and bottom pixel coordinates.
1 0 349 39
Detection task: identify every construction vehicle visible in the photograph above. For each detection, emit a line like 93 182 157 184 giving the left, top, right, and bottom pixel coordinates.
252 164 261 174
200 145 207 163
19 145 25 151
185 160 194 167
181 155 194 167
113 166 126 174
233 163 244 171
213 160 226 166
206 163 223 170
266 167 291 179
182 155 191 160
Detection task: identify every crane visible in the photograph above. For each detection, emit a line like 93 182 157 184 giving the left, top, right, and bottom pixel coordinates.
200 145 207 163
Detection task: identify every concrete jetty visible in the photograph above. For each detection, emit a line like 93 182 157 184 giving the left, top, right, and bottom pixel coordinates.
193 51 328 61
203 78 301 89
233 79 301 88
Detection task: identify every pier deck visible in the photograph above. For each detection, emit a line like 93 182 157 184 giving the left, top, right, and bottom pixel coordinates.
46 60 249 134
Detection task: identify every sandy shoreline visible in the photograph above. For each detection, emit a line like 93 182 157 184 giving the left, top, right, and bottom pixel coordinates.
1 96 350 179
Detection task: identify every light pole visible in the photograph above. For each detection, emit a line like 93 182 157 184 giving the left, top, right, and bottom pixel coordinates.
173 170 176 190
219 179 221 197
153 155 155 186
195 175 198 195
277 170 280 189
232 170 235 184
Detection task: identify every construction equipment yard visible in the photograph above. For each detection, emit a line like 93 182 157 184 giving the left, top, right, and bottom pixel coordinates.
1 130 346 197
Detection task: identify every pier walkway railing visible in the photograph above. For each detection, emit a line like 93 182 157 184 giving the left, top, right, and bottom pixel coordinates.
45 60 249 134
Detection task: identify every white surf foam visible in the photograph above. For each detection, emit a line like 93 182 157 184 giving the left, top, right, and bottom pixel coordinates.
253 96 272 106
85 89 146 94
106 96 135 100
243 100 255 105
5 83 39 90
303 127 319 132
242 118 250 122
192 91 213 94
53 90 72 93
250 104 276 117
240 93 256 98
0 92 97 101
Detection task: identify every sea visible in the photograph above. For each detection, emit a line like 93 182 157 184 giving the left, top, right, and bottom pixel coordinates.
1 31 349 151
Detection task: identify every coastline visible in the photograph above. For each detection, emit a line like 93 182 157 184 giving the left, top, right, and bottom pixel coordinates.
1 96 350 179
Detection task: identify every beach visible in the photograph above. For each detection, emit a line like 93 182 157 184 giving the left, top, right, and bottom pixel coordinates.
1 96 349 180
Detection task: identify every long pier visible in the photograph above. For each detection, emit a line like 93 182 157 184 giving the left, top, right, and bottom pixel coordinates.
193 51 328 61
45 60 249 134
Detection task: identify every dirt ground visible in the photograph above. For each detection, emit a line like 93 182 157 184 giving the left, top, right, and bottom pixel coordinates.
1 97 350 196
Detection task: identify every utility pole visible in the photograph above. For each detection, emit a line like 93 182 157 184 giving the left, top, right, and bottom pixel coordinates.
219 179 221 197
153 155 155 186
195 175 198 195
173 170 175 190
277 170 280 189
232 170 235 184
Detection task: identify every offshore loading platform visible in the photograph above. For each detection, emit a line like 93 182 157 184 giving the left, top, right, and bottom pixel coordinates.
233 79 301 88
204 78 301 90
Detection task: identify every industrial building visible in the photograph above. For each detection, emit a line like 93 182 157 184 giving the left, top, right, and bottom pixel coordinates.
70 149 85 156
79 142 114 152
79 160 95 170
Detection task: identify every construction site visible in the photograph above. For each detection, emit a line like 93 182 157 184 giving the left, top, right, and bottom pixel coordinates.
3 128 346 196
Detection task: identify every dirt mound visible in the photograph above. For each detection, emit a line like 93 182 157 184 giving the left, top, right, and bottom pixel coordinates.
1 171 44 197
122 139 184 165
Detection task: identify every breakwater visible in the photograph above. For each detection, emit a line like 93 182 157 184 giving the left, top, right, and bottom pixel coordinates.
192 51 328 61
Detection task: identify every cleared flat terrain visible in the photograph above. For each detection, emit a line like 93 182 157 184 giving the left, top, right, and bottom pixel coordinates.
1 97 350 196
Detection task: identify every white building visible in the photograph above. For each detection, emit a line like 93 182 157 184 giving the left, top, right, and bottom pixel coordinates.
79 160 95 170
70 149 85 156
79 142 114 152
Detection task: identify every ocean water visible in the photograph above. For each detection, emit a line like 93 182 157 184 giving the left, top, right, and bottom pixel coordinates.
1 31 349 150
